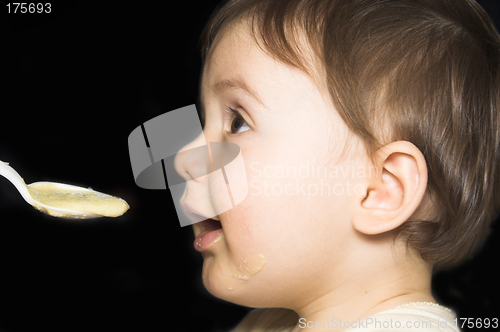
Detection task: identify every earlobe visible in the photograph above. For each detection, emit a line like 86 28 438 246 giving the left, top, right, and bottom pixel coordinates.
353 141 428 235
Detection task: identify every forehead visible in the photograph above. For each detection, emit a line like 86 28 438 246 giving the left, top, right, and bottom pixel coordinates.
200 21 328 110
201 22 275 96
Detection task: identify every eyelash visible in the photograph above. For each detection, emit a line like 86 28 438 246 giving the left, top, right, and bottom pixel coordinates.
225 106 250 135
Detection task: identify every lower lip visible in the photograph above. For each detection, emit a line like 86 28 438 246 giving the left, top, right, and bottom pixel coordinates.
194 227 224 251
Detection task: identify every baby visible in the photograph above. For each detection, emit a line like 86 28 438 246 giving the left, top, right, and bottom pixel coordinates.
174 0 500 331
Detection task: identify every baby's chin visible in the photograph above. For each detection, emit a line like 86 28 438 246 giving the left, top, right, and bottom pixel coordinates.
200 246 268 306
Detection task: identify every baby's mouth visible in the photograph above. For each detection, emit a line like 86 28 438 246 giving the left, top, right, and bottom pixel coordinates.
197 218 223 234
179 201 224 251
193 218 224 252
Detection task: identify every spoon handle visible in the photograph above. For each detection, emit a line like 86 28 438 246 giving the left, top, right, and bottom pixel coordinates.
0 160 35 205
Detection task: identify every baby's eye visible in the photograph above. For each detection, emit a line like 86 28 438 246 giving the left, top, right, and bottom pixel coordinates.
226 107 250 134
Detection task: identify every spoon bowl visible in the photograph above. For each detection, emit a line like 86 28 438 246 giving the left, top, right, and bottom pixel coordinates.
27 182 103 219
0 160 129 219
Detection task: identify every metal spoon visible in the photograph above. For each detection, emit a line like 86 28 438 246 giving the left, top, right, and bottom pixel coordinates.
0 160 129 219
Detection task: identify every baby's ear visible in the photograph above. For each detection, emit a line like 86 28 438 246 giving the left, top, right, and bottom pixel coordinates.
352 141 428 235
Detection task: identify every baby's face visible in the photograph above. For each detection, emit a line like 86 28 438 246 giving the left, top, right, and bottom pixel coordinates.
179 22 370 308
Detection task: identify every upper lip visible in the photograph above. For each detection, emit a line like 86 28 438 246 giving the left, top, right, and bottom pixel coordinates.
180 201 212 224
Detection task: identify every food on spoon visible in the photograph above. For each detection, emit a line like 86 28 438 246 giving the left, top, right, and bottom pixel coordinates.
28 182 129 218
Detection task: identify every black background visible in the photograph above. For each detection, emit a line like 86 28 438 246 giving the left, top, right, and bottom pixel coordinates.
0 1 499 331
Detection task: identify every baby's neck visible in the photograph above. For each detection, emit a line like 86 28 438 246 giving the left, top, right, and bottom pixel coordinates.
289 256 435 332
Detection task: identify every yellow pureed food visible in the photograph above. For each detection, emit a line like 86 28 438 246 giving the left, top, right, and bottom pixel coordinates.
230 254 266 281
28 182 129 218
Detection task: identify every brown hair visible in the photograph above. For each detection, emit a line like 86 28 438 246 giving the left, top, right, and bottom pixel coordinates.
199 0 500 269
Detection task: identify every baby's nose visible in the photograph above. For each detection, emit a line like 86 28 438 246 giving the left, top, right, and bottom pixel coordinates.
174 132 213 184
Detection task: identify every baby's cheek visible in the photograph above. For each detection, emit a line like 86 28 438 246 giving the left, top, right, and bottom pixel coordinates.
207 171 233 216
207 143 249 217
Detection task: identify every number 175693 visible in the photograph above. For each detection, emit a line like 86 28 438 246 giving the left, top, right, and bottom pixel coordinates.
455 318 498 329
6 3 51 14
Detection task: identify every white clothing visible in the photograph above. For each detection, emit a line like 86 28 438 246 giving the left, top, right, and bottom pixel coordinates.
344 303 459 332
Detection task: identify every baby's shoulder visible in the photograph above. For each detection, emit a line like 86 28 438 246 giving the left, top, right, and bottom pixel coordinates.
231 308 298 332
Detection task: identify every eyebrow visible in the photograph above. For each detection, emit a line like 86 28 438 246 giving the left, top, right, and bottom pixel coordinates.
212 78 264 106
